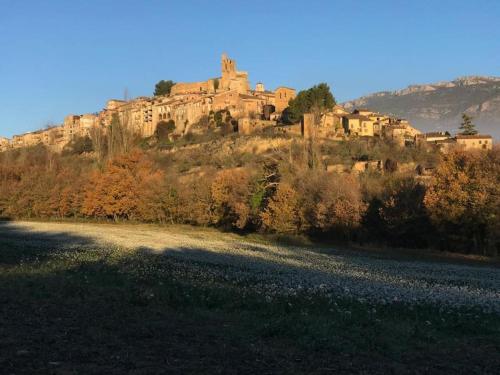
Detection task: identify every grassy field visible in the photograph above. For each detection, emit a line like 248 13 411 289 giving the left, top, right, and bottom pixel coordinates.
1 221 499 374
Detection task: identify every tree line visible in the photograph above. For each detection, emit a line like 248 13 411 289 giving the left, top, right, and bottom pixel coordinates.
0 140 498 256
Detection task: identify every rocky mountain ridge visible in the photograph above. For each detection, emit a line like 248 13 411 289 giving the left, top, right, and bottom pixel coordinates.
343 76 500 138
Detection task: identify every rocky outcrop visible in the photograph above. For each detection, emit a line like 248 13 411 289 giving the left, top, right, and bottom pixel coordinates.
343 76 500 138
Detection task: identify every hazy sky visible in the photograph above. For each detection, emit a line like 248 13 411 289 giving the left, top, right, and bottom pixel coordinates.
1 0 499 137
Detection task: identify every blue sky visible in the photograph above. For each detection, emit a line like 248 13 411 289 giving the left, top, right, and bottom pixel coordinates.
0 0 499 138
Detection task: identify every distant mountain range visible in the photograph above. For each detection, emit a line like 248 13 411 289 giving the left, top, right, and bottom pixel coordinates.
343 76 500 139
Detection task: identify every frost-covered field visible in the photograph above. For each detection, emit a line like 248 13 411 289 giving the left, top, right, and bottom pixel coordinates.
5 221 499 313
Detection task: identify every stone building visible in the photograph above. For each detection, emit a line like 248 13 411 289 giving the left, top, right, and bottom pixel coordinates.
301 111 345 140
434 138 457 153
456 134 493 150
1 53 301 152
220 53 250 94
0 136 10 152
238 118 276 135
64 114 99 140
274 87 296 113
418 131 451 143
342 114 375 137
170 80 216 96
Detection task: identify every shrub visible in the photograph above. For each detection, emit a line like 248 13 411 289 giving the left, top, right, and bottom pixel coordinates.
297 172 365 237
156 120 175 142
424 150 500 254
62 136 94 155
261 182 301 233
82 150 166 221
211 168 253 229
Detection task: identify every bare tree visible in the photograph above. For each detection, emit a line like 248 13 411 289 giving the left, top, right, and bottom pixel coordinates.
107 109 136 158
89 123 107 162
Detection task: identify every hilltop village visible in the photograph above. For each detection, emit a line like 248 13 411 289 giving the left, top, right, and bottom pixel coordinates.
0 54 498 259
0 54 493 153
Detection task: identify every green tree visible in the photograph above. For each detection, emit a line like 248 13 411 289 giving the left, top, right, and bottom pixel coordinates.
154 80 175 96
285 83 336 123
378 178 434 248
62 136 94 155
214 110 231 127
384 158 398 173
155 120 176 142
459 113 478 135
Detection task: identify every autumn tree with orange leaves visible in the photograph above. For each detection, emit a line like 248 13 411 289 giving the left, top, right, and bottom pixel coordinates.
261 182 301 233
82 150 167 221
210 168 253 229
424 150 500 254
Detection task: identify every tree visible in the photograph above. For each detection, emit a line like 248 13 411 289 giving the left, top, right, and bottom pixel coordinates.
176 174 213 226
261 182 301 233
221 121 234 135
285 83 336 123
384 158 398 173
154 80 175 96
108 112 135 157
89 125 107 162
378 178 434 248
299 172 365 237
62 135 94 155
459 113 478 135
424 150 499 254
155 120 176 141
82 150 166 221
210 168 253 229
214 110 231 127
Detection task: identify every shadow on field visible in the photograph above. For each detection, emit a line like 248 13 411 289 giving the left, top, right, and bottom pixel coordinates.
1 221 499 375
0 221 100 265
0 221 376 374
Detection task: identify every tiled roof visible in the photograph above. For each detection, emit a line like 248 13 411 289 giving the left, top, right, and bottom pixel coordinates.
344 114 371 120
425 132 448 137
456 134 492 139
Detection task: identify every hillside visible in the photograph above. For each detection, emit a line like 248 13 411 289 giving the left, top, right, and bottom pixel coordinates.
343 76 500 138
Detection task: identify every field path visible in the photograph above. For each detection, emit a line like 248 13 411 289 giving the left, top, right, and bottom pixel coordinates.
2 220 499 312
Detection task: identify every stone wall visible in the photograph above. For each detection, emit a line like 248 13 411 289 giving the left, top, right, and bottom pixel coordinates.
212 90 239 112
171 80 215 95
238 118 276 135
275 87 296 113
302 113 315 139
456 135 493 150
